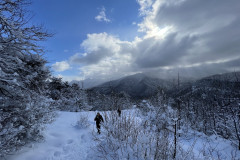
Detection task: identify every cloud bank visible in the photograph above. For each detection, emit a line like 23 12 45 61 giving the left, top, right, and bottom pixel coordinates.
60 0 240 81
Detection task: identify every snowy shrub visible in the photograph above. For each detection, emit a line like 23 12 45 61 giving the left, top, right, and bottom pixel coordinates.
76 113 90 129
0 91 56 157
92 105 209 160
93 110 191 160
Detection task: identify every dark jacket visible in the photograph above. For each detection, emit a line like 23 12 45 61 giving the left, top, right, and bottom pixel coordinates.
94 114 104 124
117 109 121 116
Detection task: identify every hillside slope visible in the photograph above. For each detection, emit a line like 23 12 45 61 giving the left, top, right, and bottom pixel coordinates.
91 73 171 99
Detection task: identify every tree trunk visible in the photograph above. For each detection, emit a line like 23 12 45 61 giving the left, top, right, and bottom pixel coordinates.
173 122 177 159
239 141 240 150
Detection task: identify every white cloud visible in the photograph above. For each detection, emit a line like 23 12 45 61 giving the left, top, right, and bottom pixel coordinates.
137 0 154 16
70 33 122 65
81 32 120 53
80 55 134 80
58 0 240 81
95 7 111 23
68 32 136 80
52 61 71 72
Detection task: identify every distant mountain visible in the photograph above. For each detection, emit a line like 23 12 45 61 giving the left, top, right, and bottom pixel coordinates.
91 73 172 99
169 71 240 99
70 78 107 89
86 71 240 100
201 71 240 82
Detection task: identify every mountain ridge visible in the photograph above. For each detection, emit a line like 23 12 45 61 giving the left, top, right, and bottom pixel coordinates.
91 73 172 99
88 71 240 99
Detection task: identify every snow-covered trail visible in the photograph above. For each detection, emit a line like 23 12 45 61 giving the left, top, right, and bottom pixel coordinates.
6 109 240 160
7 111 99 160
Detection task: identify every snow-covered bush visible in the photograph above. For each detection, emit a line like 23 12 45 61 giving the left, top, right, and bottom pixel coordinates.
93 110 192 160
76 113 90 129
92 104 208 160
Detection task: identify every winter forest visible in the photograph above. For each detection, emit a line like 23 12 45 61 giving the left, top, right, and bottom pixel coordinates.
1 0 240 160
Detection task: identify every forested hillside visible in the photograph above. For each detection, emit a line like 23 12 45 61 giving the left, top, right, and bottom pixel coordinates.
168 72 240 151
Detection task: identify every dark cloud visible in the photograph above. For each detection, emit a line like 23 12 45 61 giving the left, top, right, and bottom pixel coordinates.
137 0 240 72
154 0 240 33
70 47 113 65
134 33 198 68
184 18 240 63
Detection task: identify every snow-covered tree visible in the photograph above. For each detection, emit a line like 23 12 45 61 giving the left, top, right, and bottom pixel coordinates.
0 0 54 157
48 77 90 112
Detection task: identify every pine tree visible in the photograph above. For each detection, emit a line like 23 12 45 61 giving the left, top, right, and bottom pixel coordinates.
0 0 53 157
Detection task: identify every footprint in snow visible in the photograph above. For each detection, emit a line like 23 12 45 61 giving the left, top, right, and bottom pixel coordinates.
50 132 61 137
53 141 63 147
81 134 87 143
62 146 70 154
67 139 74 144
54 151 61 157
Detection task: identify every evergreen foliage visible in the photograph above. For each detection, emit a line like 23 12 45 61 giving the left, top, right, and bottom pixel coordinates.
0 0 54 157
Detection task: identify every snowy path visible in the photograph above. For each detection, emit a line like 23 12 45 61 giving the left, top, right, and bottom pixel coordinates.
7 111 98 160
6 110 240 160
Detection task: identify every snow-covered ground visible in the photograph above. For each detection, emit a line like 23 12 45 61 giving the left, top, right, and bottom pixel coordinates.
6 110 240 160
7 111 99 160
179 130 240 159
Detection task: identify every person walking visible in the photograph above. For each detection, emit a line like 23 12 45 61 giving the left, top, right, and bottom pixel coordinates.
117 108 121 117
94 112 104 134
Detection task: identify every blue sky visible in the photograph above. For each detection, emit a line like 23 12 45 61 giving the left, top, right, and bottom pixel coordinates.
30 0 141 79
30 0 240 82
